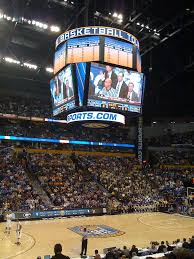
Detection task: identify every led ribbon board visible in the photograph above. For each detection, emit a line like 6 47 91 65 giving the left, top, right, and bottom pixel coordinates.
67 111 125 124
0 135 134 148
56 26 139 49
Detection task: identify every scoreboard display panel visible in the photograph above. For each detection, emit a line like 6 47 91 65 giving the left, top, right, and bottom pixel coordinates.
88 62 144 113
104 37 133 69
66 36 100 64
136 48 142 73
50 65 76 116
54 43 66 74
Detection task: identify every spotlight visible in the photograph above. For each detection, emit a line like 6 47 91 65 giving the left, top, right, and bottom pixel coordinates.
113 12 118 18
136 22 140 25
32 20 36 25
141 24 144 27
28 20 31 24
153 29 157 32
145 25 149 29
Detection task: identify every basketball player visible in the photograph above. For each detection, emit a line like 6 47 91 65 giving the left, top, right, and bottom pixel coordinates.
80 228 88 257
5 211 12 234
16 219 22 245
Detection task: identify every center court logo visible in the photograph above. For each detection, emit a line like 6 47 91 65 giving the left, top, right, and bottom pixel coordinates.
69 224 125 238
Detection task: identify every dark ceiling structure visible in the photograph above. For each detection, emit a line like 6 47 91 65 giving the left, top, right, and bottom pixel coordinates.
0 0 193 119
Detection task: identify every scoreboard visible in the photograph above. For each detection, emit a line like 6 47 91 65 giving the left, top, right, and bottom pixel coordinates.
104 37 133 68
54 43 66 75
66 36 100 64
51 26 145 117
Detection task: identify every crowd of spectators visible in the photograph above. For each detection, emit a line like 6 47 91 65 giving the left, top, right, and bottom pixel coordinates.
0 150 48 211
148 131 194 146
151 150 194 166
42 236 194 259
145 166 194 211
29 153 109 208
1 147 193 214
0 96 51 118
0 119 133 144
101 236 194 258
81 156 164 213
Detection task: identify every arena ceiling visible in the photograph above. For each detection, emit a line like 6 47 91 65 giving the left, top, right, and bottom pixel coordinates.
0 0 193 119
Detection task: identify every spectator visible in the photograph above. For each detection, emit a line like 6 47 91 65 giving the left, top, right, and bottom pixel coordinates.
182 238 190 249
130 245 138 257
51 243 70 259
176 239 183 248
94 250 101 259
122 246 130 257
157 241 167 253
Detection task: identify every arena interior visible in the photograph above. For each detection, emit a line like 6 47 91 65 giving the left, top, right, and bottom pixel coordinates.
0 0 194 259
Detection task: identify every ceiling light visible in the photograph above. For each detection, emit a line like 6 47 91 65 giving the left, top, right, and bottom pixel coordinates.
46 67 53 73
23 62 37 70
50 25 60 32
4 57 20 64
43 24 48 29
117 14 123 19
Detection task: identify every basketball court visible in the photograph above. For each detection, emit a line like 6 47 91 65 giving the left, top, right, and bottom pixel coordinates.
0 212 194 259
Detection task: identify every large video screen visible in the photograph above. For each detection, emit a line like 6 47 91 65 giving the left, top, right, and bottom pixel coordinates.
88 63 144 113
104 37 134 69
66 36 100 64
54 43 66 74
50 65 75 116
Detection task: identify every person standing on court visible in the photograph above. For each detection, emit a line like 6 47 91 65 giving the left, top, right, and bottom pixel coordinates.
16 219 22 245
80 228 88 257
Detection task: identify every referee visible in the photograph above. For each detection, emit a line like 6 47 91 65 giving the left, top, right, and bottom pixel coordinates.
80 228 88 257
